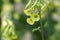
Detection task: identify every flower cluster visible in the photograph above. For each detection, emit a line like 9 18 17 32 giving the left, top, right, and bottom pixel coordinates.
24 0 40 25
26 13 40 25
24 0 49 25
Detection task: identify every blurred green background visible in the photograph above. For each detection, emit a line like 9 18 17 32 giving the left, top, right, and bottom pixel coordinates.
0 0 60 40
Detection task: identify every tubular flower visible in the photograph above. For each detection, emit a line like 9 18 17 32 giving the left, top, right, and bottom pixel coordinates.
31 13 40 21
11 34 17 39
24 9 31 16
41 4 47 14
27 18 35 25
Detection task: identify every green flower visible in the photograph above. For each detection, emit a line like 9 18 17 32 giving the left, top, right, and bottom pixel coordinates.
27 18 35 25
11 34 17 39
24 9 31 16
31 13 40 21
41 4 47 14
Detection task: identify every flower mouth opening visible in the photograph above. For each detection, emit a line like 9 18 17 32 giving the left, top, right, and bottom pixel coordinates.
34 15 38 18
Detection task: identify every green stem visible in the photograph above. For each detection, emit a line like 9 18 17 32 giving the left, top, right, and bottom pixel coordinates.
39 11 44 40
38 3 45 40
